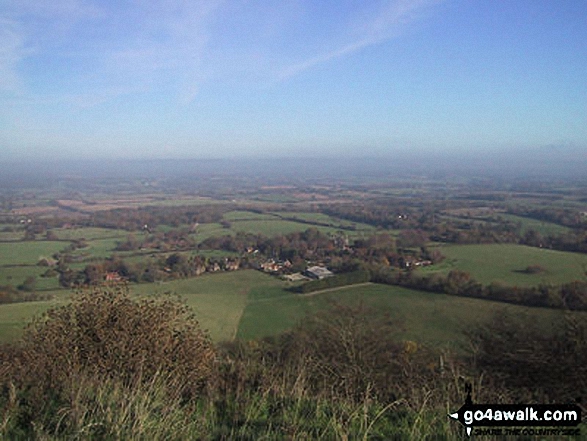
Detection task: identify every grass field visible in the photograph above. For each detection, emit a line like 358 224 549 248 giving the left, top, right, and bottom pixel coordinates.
0 241 66 266
0 288 72 343
0 231 24 241
75 238 120 259
53 227 129 241
498 214 571 236
427 244 587 286
0 266 60 291
221 210 379 238
236 280 566 349
130 271 283 342
272 211 379 237
223 211 281 222
230 219 340 236
192 223 234 243
0 270 579 349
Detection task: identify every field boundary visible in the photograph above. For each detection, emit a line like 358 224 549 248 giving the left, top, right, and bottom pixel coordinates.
249 282 374 304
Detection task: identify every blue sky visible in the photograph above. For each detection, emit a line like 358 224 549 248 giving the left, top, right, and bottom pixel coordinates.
1 0 586 159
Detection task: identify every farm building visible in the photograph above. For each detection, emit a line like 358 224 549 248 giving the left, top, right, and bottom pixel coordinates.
304 266 334 280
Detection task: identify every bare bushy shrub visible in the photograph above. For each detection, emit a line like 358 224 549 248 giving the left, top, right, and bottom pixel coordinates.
284 302 439 404
468 309 587 401
2 284 215 409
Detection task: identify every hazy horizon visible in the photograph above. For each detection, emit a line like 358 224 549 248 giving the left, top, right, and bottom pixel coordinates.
1 1 586 160
1 146 585 189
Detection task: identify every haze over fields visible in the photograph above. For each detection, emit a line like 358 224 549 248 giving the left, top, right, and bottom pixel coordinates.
1 0 586 160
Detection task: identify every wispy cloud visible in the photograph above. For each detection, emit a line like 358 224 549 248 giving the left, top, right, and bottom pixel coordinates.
277 0 440 81
0 0 222 107
0 19 26 94
97 0 223 105
1 0 441 110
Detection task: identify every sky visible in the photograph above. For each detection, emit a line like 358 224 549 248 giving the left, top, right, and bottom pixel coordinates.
1 0 586 160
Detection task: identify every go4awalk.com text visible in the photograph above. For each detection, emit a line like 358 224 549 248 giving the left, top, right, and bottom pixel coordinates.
449 403 581 436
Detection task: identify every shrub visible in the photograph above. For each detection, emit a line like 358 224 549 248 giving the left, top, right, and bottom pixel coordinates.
467 309 587 401
1 283 216 434
522 264 546 274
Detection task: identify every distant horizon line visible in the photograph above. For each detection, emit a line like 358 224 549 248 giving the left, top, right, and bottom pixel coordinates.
0 144 584 163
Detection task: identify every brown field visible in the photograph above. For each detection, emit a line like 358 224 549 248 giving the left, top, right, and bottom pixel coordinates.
11 207 60 216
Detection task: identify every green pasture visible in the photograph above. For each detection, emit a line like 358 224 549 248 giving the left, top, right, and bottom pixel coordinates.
230 219 339 237
498 214 571 236
53 227 128 241
80 238 120 258
0 266 60 291
428 244 587 286
223 211 280 222
0 269 579 349
223 211 379 238
0 230 24 241
130 271 282 342
236 280 565 349
0 291 71 343
0 241 66 266
272 211 377 232
192 223 234 243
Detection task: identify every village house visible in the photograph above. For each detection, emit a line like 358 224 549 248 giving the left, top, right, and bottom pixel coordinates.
207 262 221 272
104 272 123 282
224 258 240 271
259 259 290 274
400 256 433 269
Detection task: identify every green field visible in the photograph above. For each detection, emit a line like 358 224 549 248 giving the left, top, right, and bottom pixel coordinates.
192 223 234 243
223 210 281 222
0 231 24 241
75 237 121 259
230 219 340 236
428 244 587 286
53 227 128 241
236 280 565 348
130 271 283 342
0 241 66 266
499 214 571 236
0 270 578 349
222 210 377 237
0 288 72 342
0 265 60 291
